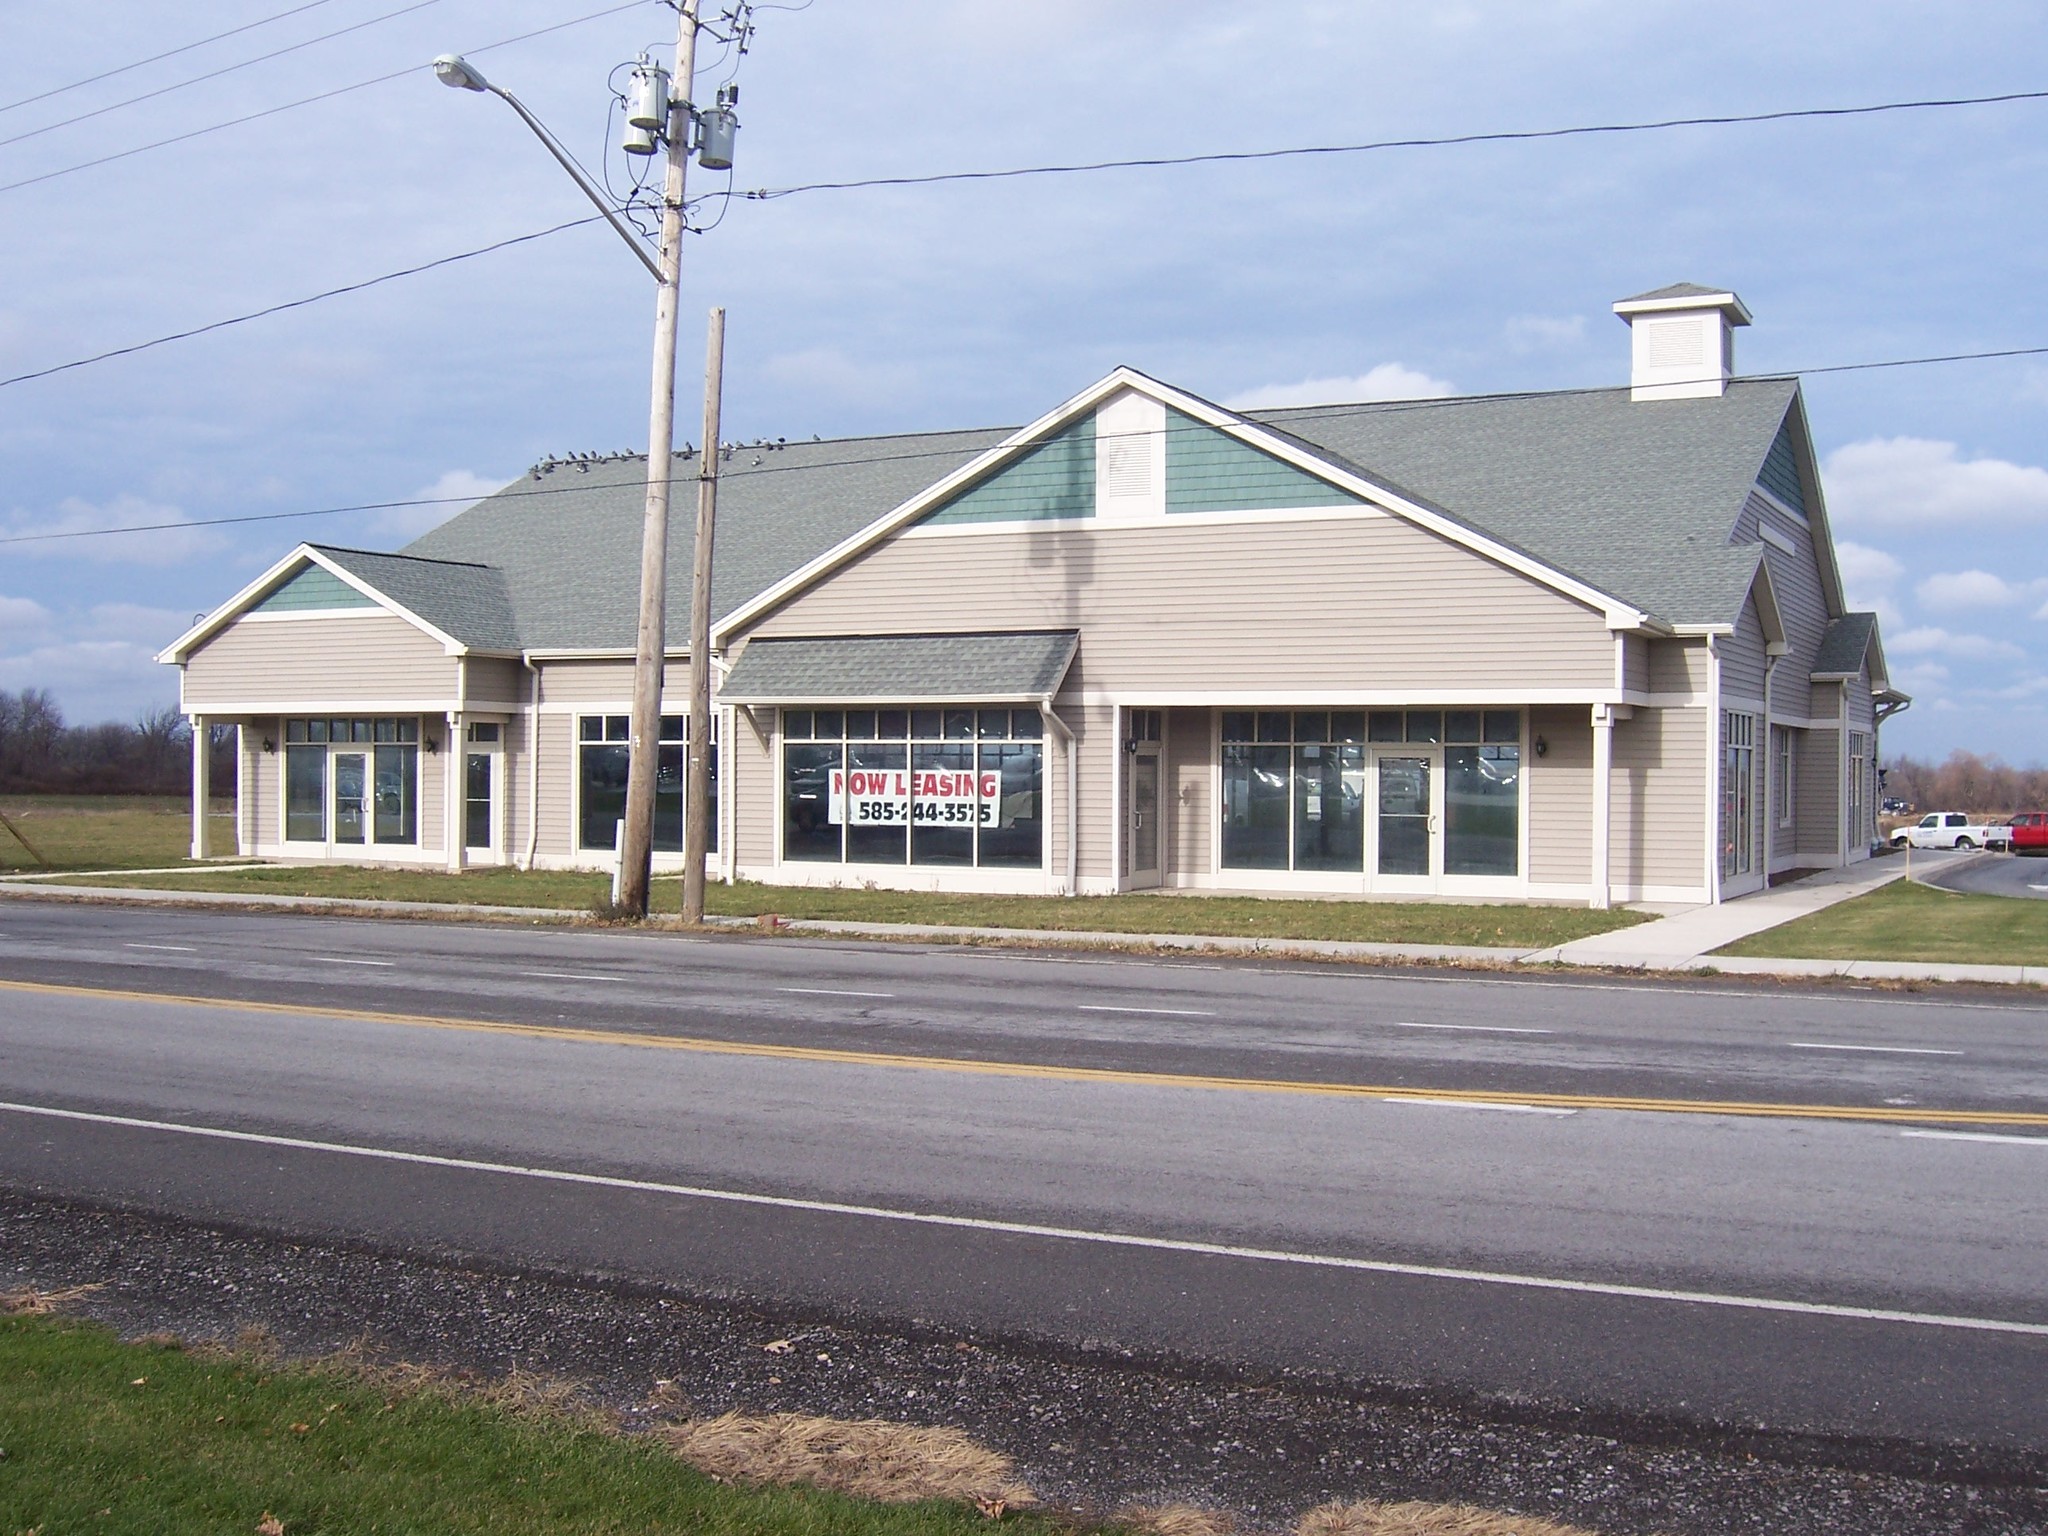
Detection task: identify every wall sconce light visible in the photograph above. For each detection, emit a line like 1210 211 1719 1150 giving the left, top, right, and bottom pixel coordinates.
1533 735 1548 758
260 738 275 754
425 737 440 755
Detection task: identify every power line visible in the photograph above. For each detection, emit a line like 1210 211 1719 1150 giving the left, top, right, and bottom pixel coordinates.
0 0 654 198
0 0 448 153
0 0 344 117
743 86 2048 200
7 344 2047 549
0 215 609 391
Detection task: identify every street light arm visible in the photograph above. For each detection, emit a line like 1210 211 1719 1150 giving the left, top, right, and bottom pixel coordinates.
487 84 664 282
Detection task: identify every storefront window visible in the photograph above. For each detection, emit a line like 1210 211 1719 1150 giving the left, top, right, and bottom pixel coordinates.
783 706 1044 868
578 714 717 854
280 717 416 845
1222 709 1519 876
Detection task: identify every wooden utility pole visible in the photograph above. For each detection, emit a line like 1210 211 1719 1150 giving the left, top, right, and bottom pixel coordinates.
682 307 724 925
617 0 700 917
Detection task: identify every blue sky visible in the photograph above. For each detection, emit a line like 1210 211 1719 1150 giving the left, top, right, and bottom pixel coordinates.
3 0 2046 764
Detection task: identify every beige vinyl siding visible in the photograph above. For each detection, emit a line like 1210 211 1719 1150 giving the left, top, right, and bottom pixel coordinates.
1526 706 1593 886
185 612 455 708
500 708 534 864
1751 490 1830 722
1797 723 1841 859
1771 726 1799 862
744 516 1615 692
242 718 278 852
1164 706 1212 880
1619 635 1648 695
533 708 576 858
734 709 777 867
420 744 447 860
1055 689 1115 883
1846 664 1875 734
535 657 692 706
464 657 524 710
1720 592 1768 704
1610 707 1706 891
1646 639 1707 697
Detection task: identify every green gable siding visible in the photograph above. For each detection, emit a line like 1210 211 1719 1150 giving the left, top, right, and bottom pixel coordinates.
922 418 1096 525
1165 409 1365 513
1757 417 1807 516
251 563 377 612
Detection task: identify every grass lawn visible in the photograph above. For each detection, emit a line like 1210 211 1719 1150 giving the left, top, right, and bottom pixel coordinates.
0 795 235 873
1715 876 2048 966
38 864 1645 949
0 1312 1048 1536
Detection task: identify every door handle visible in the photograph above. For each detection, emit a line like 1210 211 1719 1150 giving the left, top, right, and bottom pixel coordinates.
1428 814 1438 833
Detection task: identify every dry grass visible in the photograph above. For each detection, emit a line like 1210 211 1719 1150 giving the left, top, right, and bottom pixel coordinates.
1297 1498 1616 1536
1118 1503 1239 1536
661 1411 1037 1509
0 1282 105 1315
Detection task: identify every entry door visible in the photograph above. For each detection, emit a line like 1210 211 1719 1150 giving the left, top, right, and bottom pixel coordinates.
464 750 497 857
333 752 368 845
1126 749 1161 888
1372 750 1441 888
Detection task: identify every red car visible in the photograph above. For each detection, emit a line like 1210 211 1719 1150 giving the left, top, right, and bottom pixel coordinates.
2010 811 2048 856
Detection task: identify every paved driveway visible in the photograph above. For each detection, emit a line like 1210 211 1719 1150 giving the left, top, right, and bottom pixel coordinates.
1924 850 2048 900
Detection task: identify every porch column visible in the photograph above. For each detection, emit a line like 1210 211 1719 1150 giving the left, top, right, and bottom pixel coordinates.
1589 703 1615 910
445 711 463 873
189 715 210 860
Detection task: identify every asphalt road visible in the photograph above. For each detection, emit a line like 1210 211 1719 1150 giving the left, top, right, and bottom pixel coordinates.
2 896 2046 1459
1924 848 2048 899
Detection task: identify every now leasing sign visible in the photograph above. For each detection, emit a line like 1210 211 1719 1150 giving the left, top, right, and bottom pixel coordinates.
830 767 999 827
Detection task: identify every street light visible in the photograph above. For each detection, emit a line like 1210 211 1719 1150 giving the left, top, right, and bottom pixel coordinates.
434 6 730 922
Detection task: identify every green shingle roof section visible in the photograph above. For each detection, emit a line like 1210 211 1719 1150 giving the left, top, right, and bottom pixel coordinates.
252 563 376 612
921 417 1094 525
309 545 520 653
1165 408 1366 513
1813 612 1878 678
404 428 1008 651
1249 378 1802 626
1757 416 1806 515
721 631 1080 703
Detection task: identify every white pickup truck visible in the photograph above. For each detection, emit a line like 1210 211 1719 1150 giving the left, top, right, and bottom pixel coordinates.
1890 811 2012 851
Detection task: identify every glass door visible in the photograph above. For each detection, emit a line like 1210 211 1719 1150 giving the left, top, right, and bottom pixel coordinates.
1373 751 1441 886
1127 750 1160 887
333 752 367 845
465 750 494 853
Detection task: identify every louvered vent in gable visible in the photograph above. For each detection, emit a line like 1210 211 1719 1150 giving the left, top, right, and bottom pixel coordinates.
1102 434 1152 498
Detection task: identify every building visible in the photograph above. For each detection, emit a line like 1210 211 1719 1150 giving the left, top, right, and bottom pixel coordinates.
161 284 1907 907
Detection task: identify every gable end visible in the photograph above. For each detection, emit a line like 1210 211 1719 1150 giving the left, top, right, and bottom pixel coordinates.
921 417 1095 526
1757 416 1807 517
1165 409 1367 514
251 563 378 613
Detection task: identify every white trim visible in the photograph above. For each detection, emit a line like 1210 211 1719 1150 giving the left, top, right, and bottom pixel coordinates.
714 366 1651 645
896 502 1388 541
180 699 462 716
733 862 1059 896
234 607 385 624
1751 483 1811 531
1759 523 1798 555
158 545 475 662
1074 687 1616 707
1619 690 1709 708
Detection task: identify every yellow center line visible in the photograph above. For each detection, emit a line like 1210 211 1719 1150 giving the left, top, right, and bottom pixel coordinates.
6 975 2045 1129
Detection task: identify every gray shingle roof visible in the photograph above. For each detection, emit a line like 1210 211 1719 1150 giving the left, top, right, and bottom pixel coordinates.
1616 282 1736 304
1813 611 1878 678
721 631 1080 703
1248 378 1798 627
312 545 520 652
402 429 1007 652
384 377 1801 649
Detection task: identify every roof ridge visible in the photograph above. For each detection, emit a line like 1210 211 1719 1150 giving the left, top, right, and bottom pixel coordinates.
312 543 497 571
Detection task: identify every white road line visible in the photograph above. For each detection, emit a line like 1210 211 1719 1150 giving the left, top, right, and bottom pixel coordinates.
777 986 895 999
520 971 625 984
312 957 394 968
5 1096 2042 1338
1788 1042 1962 1056
1902 1129 2048 1148
1077 1004 1217 1018
124 943 196 953
1391 1021 1552 1035
1388 1096 1578 1117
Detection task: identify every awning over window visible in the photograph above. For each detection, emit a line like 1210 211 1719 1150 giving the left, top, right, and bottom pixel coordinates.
719 631 1079 706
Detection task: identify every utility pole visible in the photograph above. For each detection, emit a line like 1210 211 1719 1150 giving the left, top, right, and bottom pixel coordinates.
682 307 724 924
617 0 701 917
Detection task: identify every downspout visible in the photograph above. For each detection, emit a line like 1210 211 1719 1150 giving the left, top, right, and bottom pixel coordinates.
522 656 543 870
1762 652 1778 881
1041 697 1076 897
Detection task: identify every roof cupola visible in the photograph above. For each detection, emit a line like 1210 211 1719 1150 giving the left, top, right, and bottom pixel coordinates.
1612 283 1751 401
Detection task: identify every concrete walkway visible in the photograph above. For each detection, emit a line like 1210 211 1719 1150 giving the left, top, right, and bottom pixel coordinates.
4 852 2039 988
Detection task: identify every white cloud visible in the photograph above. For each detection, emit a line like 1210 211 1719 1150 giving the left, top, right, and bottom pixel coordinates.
1225 363 1456 410
371 469 511 541
1888 626 2027 661
0 594 52 639
1823 437 2048 527
1914 569 2048 612
0 494 229 565
1834 539 1903 602
1503 314 1586 352
761 346 920 407
86 602 201 649
0 638 175 726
